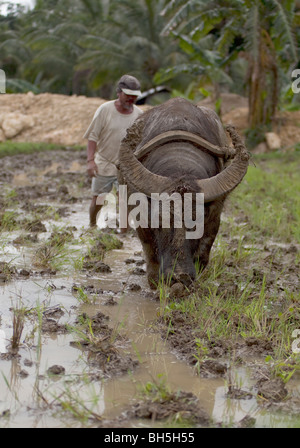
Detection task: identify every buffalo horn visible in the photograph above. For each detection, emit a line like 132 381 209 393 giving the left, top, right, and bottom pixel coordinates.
196 125 250 202
119 125 249 202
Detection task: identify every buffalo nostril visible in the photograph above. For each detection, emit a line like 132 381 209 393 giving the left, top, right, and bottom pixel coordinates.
175 273 193 287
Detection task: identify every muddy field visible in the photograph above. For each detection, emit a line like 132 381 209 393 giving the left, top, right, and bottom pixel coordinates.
0 147 299 428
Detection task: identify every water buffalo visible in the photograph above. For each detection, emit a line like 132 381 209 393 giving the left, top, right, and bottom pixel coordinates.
118 97 249 288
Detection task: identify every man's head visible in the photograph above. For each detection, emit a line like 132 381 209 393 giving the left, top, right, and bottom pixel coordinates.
116 75 142 97
116 75 141 111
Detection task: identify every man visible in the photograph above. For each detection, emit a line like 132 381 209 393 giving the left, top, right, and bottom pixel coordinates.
84 74 143 228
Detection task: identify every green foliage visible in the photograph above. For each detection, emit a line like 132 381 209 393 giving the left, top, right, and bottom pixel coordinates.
244 126 269 149
231 152 300 242
140 374 172 402
0 141 83 158
161 0 299 126
0 0 299 121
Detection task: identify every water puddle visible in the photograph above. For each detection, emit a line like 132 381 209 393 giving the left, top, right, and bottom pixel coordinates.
0 235 299 428
1 154 299 428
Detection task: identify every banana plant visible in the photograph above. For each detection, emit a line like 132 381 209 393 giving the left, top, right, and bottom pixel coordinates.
160 0 299 129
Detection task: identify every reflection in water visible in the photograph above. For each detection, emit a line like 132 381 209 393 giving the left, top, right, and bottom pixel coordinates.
0 329 6 353
212 385 257 426
0 195 299 428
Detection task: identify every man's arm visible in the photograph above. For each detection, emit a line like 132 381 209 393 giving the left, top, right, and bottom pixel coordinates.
87 140 98 178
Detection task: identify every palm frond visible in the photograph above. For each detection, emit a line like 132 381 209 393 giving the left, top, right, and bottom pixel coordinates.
270 0 298 62
244 2 260 60
0 38 31 63
6 78 40 93
153 63 205 84
160 0 206 36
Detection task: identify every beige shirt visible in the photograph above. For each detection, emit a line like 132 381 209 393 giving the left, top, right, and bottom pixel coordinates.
84 100 143 176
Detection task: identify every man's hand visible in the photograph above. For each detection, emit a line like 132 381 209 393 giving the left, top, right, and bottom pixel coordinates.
87 160 98 178
87 140 97 177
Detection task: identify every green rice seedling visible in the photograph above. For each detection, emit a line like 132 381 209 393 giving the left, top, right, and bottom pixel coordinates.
72 255 85 271
157 276 171 316
33 240 79 271
51 376 103 424
68 318 97 345
98 233 123 251
33 242 62 269
10 301 30 352
74 286 93 305
193 338 210 365
243 275 268 335
265 350 300 384
81 231 123 264
3 188 18 208
1 371 20 404
136 374 208 427
138 374 172 402
232 235 253 264
0 211 20 232
85 230 123 251
0 259 16 281
156 257 178 317
67 315 119 358
48 227 74 247
25 301 44 361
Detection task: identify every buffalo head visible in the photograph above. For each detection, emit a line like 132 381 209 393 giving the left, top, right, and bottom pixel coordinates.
118 98 249 289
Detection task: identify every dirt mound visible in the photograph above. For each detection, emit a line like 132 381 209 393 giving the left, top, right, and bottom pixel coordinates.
198 92 249 116
0 92 299 149
223 106 300 149
0 92 149 147
198 93 300 149
271 109 300 149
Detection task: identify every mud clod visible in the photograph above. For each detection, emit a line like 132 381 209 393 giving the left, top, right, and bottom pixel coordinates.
25 220 47 233
127 283 142 291
169 282 187 298
200 359 228 377
47 365 66 375
19 269 31 277
83 260 112 273
131 267 146 275
257 378 288 402
42 317 67 334
236 415 256 428
125 390 210 426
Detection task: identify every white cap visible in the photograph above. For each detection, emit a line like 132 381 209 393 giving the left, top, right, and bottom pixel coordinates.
121 87 142 97
117 74 142 97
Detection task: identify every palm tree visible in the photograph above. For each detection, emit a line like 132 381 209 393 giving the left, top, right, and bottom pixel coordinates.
160 0 298 130
77 0 187 95
153 30 234 109
0 5 40 92
20 0 91 94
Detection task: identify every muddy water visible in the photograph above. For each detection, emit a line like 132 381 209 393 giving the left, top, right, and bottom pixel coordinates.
0 225 224 427
1 156 299 428
1 227 299 428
